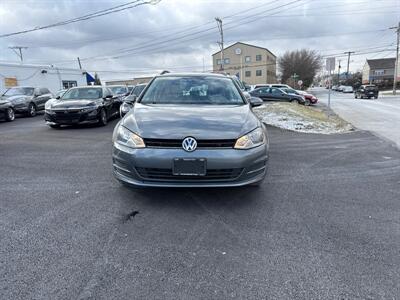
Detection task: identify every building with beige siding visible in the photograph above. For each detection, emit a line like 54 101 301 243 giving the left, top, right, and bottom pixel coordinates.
361 58 399 85
212 42 277 85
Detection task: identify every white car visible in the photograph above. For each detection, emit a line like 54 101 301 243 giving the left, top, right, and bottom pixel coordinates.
342 86 353 93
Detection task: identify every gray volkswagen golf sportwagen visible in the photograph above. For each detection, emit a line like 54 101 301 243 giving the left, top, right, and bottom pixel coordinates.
112 73 269 187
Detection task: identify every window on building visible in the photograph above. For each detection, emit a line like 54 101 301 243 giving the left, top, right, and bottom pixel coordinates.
224 58 230 64
62 80 77 89
256 70 262 76
245 71 251 77
374 69 385 75
245 56 251 63
256 55 262 61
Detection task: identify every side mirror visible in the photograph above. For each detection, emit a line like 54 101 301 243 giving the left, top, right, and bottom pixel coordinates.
56 96 61 100
281 93 286 96
104 94 113 99
249 97 263 107
124 96 137 104
125 92 130 96
120 101 134 117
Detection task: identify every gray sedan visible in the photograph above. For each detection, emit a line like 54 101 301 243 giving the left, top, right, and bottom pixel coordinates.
112 73 269 187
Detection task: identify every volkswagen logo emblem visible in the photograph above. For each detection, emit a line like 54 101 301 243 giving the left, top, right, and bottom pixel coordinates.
182 137 197 152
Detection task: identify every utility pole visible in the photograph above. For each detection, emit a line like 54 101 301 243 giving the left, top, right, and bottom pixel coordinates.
390 22 400 95
215 17 224 71
8 46 27 62
344 51 355 79
77 57 82 70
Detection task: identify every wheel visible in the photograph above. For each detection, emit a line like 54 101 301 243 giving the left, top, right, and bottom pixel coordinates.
5 107 15 121
355 94 358 99
98 108 107 126
49 124 60 129
291 99 299 104
304 99 311 106
27 103 37 117
360 95 364 99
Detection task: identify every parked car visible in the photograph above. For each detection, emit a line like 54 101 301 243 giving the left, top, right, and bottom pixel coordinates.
280 88 318 105
250 87 306 104
112 73 268 188
295 90 318 105
129 83 147 98
108 85 129 98
354 85 379 99
120 83 148 117
254 83 291 90
0 99 15 122
127 86 135 94
0 86 52 117
44 86 120 128
342 86 354 93
337 85 346 92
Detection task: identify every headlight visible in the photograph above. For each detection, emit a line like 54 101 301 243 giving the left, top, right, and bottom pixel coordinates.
45 101 52 110
120 102 133 114
234 127 265 149
114 125 145 149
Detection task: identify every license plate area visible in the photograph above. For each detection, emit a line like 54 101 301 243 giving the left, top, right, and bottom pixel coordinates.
173 158 206 176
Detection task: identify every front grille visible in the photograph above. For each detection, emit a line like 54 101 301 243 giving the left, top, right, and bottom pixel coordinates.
144 138 236 148
136 167 243 181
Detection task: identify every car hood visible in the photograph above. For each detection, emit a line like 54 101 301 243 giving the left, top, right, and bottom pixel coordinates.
122 103 259 139
0 99 11 106
50 99 101 109
0 95 32 103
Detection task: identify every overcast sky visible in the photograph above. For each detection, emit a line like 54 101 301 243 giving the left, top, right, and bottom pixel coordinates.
0 0 399 80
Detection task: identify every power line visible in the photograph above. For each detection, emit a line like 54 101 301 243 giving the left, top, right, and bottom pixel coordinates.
0 0 160 38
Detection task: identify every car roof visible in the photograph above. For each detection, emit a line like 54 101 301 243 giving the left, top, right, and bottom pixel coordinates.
157 72 226 78
107 85 127 87
69 86 103 89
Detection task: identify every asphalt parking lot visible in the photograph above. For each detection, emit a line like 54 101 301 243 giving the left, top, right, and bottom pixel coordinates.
1 113 400 299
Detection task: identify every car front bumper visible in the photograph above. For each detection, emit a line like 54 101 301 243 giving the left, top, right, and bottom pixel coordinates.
45 109 100 125
112 144 269 187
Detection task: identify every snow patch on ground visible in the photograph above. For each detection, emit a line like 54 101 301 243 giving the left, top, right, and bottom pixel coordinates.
253 102 354 134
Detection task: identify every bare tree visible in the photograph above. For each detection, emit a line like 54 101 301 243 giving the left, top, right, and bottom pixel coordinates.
279 49 322 88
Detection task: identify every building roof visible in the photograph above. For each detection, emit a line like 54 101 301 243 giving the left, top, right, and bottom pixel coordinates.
212 42 276 57
0 61 85 72
366 58 396 69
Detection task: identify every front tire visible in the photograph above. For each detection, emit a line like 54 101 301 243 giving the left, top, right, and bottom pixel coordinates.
27 103 37 117
291 99 299 104
5 107 15 121
304 99 311 106
49 124 60 129
98 108 107 126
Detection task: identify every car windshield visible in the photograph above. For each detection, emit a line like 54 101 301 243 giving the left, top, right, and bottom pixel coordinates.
365 85 377 90
140 76 245 105
109 86 127 94
132 84 146 96
3 87 34 97
61 88 102 100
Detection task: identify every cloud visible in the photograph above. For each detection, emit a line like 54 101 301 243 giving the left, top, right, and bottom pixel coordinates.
0 0 398 80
